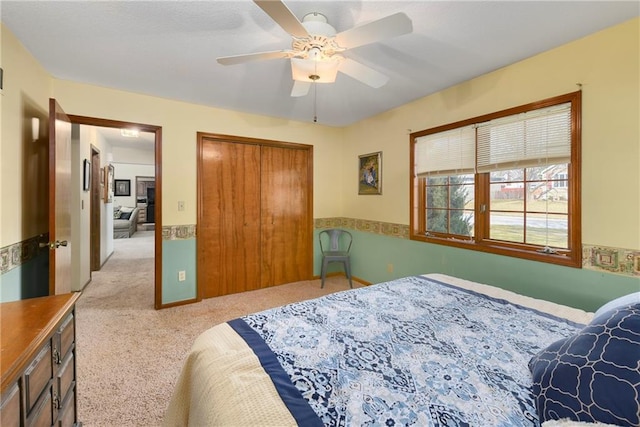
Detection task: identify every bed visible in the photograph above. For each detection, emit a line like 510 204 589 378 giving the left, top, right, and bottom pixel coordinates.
164 274 639 427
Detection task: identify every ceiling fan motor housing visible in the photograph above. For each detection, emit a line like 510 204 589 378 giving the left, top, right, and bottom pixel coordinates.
292 13 344 61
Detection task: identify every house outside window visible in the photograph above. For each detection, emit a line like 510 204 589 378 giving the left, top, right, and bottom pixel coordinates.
410 91 582 267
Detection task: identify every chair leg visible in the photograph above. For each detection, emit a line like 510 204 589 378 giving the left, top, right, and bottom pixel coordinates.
344 259 353 288
321 257 329 288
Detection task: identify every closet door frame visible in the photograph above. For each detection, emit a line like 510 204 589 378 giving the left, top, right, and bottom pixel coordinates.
196 132 314 301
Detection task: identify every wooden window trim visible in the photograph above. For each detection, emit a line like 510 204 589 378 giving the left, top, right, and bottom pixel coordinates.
410 91 582 268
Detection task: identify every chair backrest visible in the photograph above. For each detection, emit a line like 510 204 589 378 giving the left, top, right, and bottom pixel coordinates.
319 229 352 253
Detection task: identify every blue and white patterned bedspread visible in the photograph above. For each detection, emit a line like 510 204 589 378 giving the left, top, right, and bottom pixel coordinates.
232 276 584 426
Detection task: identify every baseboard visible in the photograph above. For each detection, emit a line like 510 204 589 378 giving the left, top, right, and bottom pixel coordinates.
79 277 92 292
100 250 114 269
312 272 371 286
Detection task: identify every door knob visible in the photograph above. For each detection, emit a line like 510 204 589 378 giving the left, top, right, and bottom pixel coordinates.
40 240 68 249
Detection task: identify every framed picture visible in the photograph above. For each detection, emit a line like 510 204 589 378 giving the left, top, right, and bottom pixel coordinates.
358 151 382 195
82 159 91 191
114 179 131 196
104 165 114 202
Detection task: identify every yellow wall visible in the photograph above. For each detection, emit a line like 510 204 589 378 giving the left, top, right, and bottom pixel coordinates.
0 24 52 247
50 80 346 225
343 17 640 250
2 18 638 253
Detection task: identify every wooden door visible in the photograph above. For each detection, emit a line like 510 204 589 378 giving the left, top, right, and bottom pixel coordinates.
260 146 312 287
90 148 101 272
199 139 261 298
48 99 72 295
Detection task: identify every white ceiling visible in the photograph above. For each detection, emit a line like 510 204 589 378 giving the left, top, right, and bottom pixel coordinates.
96 127 156 152
2 1 638 129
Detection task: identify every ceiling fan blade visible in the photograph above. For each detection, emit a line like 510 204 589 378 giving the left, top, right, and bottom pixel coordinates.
335 12 412 49
339 58 389 88
254 0 309 38
217 50 292 65
291 80 311 97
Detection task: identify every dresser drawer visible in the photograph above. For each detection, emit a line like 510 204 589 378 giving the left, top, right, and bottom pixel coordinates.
57 313 75 359
0 382 21 427
26 384 52 427
25 343 52 414
56 351 75 404
56 387 76 427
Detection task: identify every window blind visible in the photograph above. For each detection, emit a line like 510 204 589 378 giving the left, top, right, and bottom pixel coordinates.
476 102 572 172
414 125 475 177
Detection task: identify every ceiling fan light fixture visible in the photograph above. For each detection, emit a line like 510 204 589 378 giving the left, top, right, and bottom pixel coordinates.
216 0 413 97
291 57 339 83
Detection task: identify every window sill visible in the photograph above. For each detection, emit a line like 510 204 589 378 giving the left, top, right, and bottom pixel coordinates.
410 233 581 268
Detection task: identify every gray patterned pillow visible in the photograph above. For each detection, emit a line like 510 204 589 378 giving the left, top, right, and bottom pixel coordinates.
529 303 640 426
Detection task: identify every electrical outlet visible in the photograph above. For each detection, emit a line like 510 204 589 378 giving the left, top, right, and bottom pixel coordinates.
178 270 186 282
387 263 394 273
178 201 185 211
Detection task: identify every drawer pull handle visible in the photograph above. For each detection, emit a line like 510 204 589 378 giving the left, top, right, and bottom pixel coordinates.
53 392 61 409
53 347 61 364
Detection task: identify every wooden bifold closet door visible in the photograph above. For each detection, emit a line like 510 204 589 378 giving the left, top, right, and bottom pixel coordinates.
197 134 313 299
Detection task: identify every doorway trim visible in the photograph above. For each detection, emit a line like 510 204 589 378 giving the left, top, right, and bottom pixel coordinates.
68 115 164 309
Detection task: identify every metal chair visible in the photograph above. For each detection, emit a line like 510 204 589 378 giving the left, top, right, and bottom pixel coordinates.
319 229 353 288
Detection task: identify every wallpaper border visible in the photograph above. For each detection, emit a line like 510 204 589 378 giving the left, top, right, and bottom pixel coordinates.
162 224 196 240
315 217 640 278
0 233 48 275
582 245 640 277
315 217 410 239
4 224 634 277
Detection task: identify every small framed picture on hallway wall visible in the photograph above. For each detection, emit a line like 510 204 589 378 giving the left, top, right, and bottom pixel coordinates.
114 179 131 196
83 159 91 191
104 164 114 202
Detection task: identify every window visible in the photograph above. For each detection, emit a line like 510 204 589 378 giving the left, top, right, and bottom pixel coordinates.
410 91 581 267
553 173 568 189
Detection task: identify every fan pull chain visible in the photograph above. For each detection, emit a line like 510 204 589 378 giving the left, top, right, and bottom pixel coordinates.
313 81 318 123
311 59 319 123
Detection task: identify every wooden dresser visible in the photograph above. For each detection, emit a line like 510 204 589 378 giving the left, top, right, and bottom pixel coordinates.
0 292 81 426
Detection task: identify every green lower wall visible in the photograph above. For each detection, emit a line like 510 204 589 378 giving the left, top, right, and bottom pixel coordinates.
0 250 49 302
5 226 633 311
160 226 639 311
330 230 639 312
161 239 197 304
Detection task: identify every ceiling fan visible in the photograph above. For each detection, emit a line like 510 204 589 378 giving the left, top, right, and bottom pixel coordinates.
217 0 413 97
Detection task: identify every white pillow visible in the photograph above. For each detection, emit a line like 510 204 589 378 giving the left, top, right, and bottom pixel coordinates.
119 206 134 213
593 292 640 320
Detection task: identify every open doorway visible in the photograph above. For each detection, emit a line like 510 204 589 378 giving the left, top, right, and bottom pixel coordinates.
70 115 163 308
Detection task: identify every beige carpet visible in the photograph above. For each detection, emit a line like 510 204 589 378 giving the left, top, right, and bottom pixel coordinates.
76 231 359 426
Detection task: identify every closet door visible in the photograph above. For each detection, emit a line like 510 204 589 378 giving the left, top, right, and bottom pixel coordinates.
199 139 261 298
261 146 312 287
